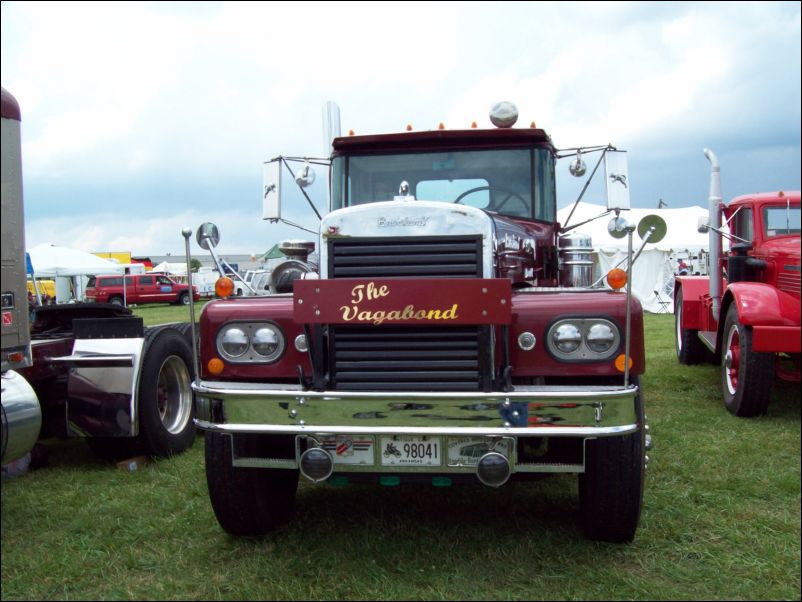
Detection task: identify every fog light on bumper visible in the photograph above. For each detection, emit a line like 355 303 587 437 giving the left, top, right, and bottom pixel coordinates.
476 452 511 488
299 448 333 483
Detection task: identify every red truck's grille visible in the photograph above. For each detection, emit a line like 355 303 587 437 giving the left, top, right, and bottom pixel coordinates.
777 266 801 296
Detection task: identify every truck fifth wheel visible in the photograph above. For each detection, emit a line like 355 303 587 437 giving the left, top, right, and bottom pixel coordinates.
191 102 656 542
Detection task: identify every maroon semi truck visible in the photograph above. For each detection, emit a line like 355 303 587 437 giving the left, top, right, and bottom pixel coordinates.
1 87 196 466
675 149 800 416
190 102 655 542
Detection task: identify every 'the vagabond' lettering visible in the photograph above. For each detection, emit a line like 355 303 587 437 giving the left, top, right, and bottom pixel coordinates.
341 282 459 325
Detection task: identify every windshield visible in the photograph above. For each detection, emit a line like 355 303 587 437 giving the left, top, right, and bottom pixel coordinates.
332 148 555 221
763 204 801 238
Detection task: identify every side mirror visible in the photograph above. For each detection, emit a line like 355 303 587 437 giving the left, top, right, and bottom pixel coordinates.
262 159 283 220
605 150 630 211
196 223 220 250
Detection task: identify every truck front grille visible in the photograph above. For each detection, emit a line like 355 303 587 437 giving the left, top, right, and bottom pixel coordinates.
329 236 483 279
329 325 489 391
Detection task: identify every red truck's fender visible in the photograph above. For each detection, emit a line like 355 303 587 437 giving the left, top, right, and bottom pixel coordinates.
722 283 801 353
674 276 711 330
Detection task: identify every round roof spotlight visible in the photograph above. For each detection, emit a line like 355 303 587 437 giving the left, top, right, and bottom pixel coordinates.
476 452 511 488
299 448 333 483
518 332 537 351
489 101 518 128
569 150 587 177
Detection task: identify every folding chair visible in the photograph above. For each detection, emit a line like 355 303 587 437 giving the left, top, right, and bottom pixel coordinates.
653 289 672 314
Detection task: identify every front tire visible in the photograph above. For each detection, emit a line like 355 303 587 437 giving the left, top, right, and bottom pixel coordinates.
205 432 299 535
578 378 644 542
721 304 773 417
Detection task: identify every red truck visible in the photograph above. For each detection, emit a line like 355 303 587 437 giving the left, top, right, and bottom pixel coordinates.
85 273 199 306
675 149 800 416
190 102 655 542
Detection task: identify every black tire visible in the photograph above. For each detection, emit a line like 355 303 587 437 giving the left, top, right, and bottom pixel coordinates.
205 432 299 535
178 292 189 305
578 377 644 542
134 326 196 456
109 296 124 307
675 289 706 365
721 304 774 417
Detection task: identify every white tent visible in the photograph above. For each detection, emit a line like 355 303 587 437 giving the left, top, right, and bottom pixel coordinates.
151 261 188 276
557 202 710 313
28 243 126 277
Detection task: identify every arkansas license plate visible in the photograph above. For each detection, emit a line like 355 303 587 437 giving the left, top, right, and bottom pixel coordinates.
379 436 441 466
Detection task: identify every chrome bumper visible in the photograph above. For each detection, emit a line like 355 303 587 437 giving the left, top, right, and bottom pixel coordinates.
193 381 639 437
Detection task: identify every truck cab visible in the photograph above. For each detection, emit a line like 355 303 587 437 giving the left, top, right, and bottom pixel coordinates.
192 103 651 542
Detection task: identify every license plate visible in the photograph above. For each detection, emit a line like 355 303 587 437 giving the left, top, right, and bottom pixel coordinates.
380 436 441 466
447 437 511 466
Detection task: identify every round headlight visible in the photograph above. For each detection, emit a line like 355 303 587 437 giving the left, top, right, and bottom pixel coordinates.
220 327 248 358
587 323 616 353
553 323 581 353
252 325 284 360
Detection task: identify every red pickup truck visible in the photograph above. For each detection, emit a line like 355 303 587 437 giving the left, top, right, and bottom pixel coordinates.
85 273 200 306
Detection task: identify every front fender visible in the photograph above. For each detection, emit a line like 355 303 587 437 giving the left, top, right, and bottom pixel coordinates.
724 282 801 327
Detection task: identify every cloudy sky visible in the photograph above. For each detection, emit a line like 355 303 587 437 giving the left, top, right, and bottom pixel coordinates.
2 1 800 256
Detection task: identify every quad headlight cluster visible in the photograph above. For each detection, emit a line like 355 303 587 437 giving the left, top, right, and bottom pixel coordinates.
216 322 286 363
546 318 621 361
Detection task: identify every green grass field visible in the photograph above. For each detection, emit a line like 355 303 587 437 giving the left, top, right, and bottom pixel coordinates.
1 311 799 600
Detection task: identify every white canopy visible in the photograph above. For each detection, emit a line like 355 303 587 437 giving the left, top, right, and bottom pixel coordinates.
151 261 188 276
28 243 126 277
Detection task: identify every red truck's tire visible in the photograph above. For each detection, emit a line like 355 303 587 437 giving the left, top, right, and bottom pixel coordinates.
578 378 644 542
721 305 773 417
205 432 299 535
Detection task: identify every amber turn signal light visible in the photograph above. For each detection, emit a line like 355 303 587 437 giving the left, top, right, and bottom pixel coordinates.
606 268 627 290
615 354 633 372
207 358 225 375
215 277 235 298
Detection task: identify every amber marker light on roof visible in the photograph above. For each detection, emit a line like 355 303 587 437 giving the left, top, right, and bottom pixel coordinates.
606 268 627 290
215 276 235 298
438 122 445 130
406 124 413 131
471 121 478 128
208 358 224 376
530 121 537 128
